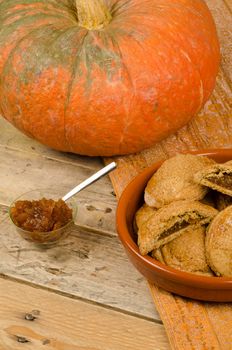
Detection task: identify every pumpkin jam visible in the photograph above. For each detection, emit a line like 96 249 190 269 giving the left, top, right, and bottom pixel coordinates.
158 221 190 240
10 198 72 232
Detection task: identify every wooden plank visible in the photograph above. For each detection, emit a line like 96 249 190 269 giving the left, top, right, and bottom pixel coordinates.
0 146 113 201
0 277 170 350
0 147 117 236
0 2 229 348
0 108 161 323
0 118 101 170
0 206 160 321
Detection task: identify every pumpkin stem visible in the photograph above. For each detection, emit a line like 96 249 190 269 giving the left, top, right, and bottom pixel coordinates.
76 0 112 30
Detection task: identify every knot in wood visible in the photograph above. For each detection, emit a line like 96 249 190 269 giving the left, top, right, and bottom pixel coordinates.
16 336 29 343
25 313 36 321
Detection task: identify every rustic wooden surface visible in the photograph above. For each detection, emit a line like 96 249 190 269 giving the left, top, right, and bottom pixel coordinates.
0 118 170 348
0 0 231 348
0 278 168 349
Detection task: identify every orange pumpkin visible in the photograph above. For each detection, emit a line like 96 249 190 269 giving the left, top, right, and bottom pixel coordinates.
0 0 220 156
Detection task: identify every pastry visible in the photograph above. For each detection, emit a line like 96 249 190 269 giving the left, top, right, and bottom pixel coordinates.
200 191 216 207
215 193 232 211
152 249 165 264
194 160 232 196
134 204 156 232
152 226 212 276
144 154 215 208
138 200 218 255
206 205 232 277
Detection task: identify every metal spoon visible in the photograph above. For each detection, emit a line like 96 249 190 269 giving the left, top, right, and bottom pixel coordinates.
62 162 117 202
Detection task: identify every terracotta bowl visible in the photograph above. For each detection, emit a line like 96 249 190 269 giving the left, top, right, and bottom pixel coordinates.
116 149 232 301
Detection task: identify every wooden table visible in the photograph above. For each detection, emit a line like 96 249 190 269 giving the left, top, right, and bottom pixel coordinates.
0 117 169 349
0 0 231 348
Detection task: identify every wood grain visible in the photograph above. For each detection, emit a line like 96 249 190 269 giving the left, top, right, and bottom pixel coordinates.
0 119 162 322
0 277 170 350
0 118 162 323
0 147 113 204
0 144 117 236
0 0 230 348
0 118 101 170
0 203 159 321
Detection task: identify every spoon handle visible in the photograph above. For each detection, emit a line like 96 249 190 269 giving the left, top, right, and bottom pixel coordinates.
62 162 117 201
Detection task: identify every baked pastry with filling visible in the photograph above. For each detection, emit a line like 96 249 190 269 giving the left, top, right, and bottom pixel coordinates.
200 191 216 207
138 200 218 255
134 204 156 232
215 193 232 211
152 226 212 276
194 160 232 197
145 154 215 208
206 205 232 277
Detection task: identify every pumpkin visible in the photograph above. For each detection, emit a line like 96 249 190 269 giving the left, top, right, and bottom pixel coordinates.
0 0 220 156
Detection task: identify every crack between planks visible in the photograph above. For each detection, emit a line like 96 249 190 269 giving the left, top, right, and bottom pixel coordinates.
0 144 102 171
72 224 117 238
0 205 160 323
0 273 162 325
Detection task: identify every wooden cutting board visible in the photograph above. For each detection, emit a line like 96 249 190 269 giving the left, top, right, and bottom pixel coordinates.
106 0 232 348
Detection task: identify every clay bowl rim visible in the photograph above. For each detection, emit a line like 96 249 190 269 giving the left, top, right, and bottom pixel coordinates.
116 148 232 290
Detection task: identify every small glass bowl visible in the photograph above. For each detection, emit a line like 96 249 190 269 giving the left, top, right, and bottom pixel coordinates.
9 189 77 248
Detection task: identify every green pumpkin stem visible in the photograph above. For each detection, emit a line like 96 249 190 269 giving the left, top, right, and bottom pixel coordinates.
76 0 112 30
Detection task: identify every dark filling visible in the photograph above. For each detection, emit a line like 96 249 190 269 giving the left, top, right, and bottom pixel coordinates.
216 193 232 211
158 217 203 240
207 172 232 189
